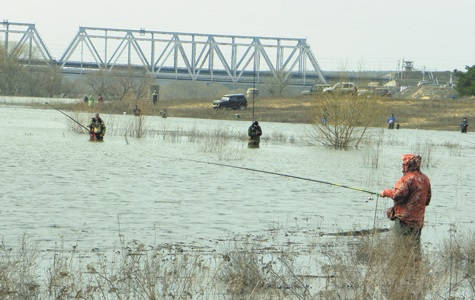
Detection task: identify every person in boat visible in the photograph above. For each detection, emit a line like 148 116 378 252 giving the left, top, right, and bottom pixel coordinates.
379 154 431 251
460 117 468 133
386 113 396 129
88 113 106 141
248 121 262 147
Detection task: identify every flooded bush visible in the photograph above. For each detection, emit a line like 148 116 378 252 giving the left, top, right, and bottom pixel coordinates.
67 112 89 134
412 141 436 168
0 237 40 299
439 228 475 296
310 95 374 149
1 230 474 298
47 242 210 299
220 239 309 298
319 229 475 299
320 234 442 299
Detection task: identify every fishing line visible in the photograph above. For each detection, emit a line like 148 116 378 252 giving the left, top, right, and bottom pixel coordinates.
45 102 89 132
162 155 379 196
164 156 383 234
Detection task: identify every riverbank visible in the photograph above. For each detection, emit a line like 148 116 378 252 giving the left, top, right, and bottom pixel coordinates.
20 95 474 131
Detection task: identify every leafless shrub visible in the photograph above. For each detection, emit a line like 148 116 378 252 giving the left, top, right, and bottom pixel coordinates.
263 71 292 97
130 115 146 138
220 239 309 299
67 112 89 134
439 228 475 297
309 95 374 149
217 144 247 161
440 141 463 157
412 141 436 168
362 129 384 168
320 234 444 299
0 237 40 299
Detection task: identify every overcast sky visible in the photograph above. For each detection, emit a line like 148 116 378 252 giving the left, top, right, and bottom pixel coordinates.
2 0 474 71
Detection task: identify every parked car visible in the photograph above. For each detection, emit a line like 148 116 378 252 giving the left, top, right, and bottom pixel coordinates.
213 94 248 109
300 84 331 95
322 82 358 95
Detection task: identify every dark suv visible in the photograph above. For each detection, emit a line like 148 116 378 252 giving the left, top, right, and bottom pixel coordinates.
213 94 247 110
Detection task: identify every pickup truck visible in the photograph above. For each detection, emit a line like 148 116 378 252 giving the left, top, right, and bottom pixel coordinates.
322 82 358 95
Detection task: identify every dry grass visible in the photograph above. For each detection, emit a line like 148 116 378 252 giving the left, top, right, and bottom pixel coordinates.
1 230 474 299
320 230 475 299
27 94 475 131
0 236 40 299
219 239 309 298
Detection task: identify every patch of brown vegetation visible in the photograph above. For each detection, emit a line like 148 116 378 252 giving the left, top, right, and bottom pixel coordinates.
28 95 474 131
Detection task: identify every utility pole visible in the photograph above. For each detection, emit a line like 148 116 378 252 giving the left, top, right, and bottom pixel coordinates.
3 20 9 62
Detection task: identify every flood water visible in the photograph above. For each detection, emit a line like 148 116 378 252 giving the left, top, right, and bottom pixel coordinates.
1 105 474 255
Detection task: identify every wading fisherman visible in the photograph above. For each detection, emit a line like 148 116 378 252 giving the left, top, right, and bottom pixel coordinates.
133 105 142 116
88 113 106 141
386 113 397 129
460 117 468 133
248 121 262 148
379 154 431 250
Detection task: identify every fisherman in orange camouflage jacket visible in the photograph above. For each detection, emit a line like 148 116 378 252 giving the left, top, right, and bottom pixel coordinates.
379 154 432 244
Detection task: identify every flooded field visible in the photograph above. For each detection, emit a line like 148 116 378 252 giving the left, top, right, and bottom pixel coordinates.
0 105 474 297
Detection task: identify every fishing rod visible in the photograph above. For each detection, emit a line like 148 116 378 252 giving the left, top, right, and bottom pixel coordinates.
164 156 379 196
164 156 383 233
45 102 90 132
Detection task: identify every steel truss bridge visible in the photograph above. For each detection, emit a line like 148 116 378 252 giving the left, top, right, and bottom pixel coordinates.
1 21 326 86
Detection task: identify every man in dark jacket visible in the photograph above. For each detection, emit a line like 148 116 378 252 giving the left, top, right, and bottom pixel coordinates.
248 121 262 147
460 117 468 133
89 113 106 141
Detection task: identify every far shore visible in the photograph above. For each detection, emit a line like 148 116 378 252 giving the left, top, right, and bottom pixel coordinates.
4 95 474 131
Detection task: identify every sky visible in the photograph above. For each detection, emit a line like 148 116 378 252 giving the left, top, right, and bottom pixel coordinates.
2 0 474 71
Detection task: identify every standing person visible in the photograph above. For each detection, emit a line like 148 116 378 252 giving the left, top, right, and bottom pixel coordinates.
379 154 431 250
386 113 397 129
88 113 106 141
133 105 142 116
460 117 468 133
88 95 95 108
321 114 327 126
248 121 262 148
152 90 158 106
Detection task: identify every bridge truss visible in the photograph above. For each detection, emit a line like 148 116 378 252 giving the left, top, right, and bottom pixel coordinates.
0 21 53 63
1 22 326 85
59 27 326 85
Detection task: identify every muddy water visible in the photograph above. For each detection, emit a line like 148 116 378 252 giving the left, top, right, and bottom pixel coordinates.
0 106 474 254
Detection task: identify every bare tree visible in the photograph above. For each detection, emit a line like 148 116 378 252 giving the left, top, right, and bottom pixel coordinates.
85 70 116 99
310 95 373 149
0 46 64 97
110 68 154 101
264 70 292 97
